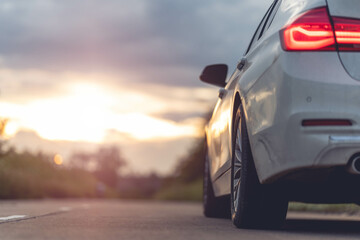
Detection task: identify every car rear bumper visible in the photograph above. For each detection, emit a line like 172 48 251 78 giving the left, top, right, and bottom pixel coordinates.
245 51 360 183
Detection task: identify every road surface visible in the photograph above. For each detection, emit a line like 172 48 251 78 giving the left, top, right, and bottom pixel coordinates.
0 200 359 239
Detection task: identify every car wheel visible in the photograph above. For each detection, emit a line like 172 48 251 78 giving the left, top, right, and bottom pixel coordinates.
231 105 288 229
203 143 231 218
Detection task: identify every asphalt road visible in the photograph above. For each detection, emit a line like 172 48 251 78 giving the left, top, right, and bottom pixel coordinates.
0 200 359 240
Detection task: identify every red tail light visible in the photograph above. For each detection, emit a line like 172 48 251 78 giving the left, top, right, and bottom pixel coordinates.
281 7 360 52
281 8 336 51
333 17 360 51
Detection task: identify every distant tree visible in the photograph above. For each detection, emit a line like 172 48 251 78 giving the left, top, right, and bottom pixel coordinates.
70 152 92 170
70 146 126 188
172 111 213 183
93 146 126 188
174 138 205 183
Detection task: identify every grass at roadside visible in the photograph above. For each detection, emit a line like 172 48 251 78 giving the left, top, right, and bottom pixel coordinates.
154 178 203 201
288 202 360 214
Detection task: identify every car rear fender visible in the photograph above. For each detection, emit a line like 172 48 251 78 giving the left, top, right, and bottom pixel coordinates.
326 0 360 81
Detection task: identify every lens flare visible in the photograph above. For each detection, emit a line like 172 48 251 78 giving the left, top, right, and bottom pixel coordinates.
54 154 63 165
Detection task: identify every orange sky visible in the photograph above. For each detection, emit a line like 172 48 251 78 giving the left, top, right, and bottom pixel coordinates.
0 0 269 174
1 68 216 174
2 70 214 142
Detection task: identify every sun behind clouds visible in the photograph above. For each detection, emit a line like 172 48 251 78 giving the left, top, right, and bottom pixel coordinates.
2 81 200 142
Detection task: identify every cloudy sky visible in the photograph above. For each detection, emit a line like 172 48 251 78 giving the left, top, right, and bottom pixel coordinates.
0 0 271 174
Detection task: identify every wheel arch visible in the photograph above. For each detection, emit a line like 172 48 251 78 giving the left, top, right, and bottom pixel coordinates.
230 90 262 182
230 92 242 151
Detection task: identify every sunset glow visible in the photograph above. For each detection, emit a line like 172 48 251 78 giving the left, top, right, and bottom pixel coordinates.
0 0 267 174
3 121 18 137
1 80 203 143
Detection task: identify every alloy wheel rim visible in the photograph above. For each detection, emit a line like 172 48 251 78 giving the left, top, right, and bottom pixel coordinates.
233 124 242 211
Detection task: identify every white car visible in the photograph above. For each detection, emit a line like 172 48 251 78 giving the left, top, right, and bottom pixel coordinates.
201 0 360 229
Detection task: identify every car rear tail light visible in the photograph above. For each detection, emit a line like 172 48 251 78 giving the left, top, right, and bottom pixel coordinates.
302 119 352 127
281 7 360 52
333 17 360 51
281 8 336 51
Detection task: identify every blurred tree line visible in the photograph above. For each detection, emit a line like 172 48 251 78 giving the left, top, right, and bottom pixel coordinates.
173 112 211 184
0 119 121 198
71 146 126 188
154 113 211 201
174 139 205 183
153 138 205 201
0 115 209 201
0 149 100 199
0 145 126 199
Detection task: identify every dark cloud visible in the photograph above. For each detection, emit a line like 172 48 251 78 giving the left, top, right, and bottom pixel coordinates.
0 0 271 87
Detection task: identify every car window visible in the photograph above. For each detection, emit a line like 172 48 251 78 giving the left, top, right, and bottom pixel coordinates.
245 1 276 54
258 0 279 40
263 0 281 32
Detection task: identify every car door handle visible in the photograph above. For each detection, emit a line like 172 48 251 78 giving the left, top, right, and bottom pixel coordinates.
218 88 228 99
237 57 247 70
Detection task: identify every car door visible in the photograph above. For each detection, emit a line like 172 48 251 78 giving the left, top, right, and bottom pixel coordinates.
208 0 281 191
215 1 279 178
237 0 281 135
207 92 225 177
213 71 242 179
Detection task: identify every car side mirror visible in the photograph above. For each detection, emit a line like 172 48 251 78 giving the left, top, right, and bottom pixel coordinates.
199 64 228 87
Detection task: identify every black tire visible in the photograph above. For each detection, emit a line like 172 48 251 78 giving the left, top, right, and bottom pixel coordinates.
203 144 231 218
230 105 288 229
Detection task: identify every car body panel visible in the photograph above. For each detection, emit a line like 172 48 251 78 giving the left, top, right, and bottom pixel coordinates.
277 0 327 26
337 53 360 81
247 51 360 183
327 0 360 19
327 0 360 81
206 0 360 198
206 71 241 181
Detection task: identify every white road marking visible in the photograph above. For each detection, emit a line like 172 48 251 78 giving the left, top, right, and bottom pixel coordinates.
0 215 27 221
